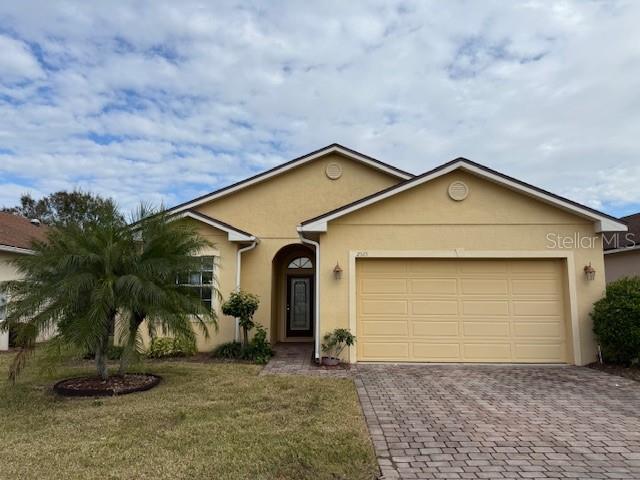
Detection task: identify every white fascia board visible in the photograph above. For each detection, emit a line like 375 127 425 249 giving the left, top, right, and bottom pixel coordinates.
0 244 35 255
175 212 256 242
300 161 628 233
604 244 640 255
168 145 412 215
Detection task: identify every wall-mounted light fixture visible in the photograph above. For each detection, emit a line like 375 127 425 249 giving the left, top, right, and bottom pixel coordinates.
333 261 343 280
584 263 596 281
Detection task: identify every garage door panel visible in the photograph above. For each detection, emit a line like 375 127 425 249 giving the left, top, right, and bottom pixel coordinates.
513 321 564 338
360 342 409 360
514 343 564 361
412 300 459 315
412 321 459 336
511 278 560 295
463 343 512 360
460 261 508 274
361 278 408 294
361 320 410 336
357 258 568 363
510 260 559 274
462 300 510 316
463 321 510 337
412 343 460 360
408 261 457 274
361 299 408 315
461 279 508 295
410 278 457 294
513 301 563 316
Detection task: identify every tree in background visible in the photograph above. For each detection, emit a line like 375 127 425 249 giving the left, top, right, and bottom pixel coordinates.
2 190 122 227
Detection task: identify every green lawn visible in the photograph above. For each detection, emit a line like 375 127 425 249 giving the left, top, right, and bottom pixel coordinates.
0 352 377 480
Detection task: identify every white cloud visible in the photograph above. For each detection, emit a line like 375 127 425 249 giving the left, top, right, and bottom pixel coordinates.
0 34 44 80
0 0 638 216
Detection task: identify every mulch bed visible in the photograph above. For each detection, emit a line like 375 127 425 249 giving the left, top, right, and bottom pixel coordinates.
587 362 640 383
53 374 162 397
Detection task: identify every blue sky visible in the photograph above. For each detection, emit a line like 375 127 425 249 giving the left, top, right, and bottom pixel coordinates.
0 1 639 218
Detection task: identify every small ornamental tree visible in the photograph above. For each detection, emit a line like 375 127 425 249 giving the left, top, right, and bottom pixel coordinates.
592 276 640 364
221 291 260 347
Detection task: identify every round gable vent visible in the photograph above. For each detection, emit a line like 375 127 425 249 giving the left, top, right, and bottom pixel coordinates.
448 181 469 201
325 162 343 180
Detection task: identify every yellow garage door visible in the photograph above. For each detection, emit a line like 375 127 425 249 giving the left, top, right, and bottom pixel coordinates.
356 258 568 363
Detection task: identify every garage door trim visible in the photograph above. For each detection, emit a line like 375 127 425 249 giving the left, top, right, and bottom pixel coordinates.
348 250 580 365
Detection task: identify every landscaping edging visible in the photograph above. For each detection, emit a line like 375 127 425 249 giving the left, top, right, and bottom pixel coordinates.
53 374 162 397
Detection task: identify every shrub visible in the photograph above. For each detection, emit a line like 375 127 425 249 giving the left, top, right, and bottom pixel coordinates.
211 341 243 359
210 325 273 364
592 276 640 364
244 325 274 364
321 328 356 360
147 336 197 359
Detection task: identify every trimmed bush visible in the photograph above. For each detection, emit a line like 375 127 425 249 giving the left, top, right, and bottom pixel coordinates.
147 337 197 359
592 276 640 364
211 341 243 359
210 325 273 364
244 325 274 364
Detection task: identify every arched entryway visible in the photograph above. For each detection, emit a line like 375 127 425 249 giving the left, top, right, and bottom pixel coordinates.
271 244 315 343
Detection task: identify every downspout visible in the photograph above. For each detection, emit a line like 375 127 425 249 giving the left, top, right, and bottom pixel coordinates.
235 240 258 342
298 228 321 362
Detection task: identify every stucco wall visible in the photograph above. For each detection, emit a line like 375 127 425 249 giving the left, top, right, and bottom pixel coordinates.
317 171 606 365
604 250 640 283
195 152 400 238
192 152 403 345
0 252 20 350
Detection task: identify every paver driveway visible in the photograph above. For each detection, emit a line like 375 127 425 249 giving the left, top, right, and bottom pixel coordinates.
355 365 640 480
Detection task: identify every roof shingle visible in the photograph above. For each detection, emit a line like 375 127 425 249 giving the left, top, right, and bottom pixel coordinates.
0 212 48 251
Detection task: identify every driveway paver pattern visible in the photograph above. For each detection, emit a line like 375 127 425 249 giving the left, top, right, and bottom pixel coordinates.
355 364 640 480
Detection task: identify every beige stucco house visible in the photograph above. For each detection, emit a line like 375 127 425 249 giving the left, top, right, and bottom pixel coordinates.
163 144 626 365
0 212 48 351
603 212 640 283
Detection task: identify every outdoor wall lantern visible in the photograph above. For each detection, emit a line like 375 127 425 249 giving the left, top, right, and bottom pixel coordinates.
584 263 596 281
333 261 343 280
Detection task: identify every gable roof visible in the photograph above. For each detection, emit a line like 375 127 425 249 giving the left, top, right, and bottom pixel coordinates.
0 212 48 254
176 210 256 242
299 157 627 234
603 212 639 252
167 143 413 215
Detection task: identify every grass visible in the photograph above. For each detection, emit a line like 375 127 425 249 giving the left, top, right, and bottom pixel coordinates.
0 351 377 480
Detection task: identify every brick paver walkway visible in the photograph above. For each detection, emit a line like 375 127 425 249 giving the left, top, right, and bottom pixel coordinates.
355 364 640 480
260 342 352 377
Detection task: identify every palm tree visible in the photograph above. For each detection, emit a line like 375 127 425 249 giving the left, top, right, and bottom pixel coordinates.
116 206 219 374
1 208 131 380
0 204 218 381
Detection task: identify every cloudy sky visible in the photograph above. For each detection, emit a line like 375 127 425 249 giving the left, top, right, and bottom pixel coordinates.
0 1 639 217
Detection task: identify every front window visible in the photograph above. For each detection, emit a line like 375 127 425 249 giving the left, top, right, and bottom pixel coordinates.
178 256 215 310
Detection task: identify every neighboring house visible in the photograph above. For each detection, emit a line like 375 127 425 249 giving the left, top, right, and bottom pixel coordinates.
0 212 48 351
162 143 626 366
603 212 640 283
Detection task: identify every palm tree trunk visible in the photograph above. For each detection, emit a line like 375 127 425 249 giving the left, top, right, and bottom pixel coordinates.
95 337 109 380
95 314 114 380
119 313 144 375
